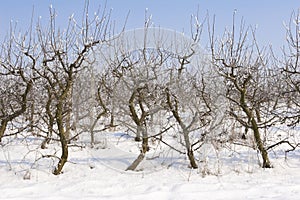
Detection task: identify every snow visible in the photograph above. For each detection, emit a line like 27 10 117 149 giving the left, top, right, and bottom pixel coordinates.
1 131 300 200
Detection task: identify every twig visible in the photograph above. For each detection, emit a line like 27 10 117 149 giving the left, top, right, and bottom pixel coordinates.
153 136 185 154
266 140 298 151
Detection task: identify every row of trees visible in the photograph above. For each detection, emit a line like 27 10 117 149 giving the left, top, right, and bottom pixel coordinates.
0 5 299 175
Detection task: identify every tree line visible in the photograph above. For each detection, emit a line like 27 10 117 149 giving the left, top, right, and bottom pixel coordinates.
0 4 299 175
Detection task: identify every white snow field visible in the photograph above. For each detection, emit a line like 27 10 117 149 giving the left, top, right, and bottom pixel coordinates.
0 130 299 200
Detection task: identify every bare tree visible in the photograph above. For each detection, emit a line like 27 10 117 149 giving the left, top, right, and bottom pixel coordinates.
208 14 281 168
72 66 113 147
29 3 114 175
0 22 37 143
107 45 170 171
161 13 216 169
282 10 300 126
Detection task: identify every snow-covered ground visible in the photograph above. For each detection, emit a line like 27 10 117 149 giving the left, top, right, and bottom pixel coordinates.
1 131 299 200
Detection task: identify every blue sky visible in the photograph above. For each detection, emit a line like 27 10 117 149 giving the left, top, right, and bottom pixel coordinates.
0 0 299 51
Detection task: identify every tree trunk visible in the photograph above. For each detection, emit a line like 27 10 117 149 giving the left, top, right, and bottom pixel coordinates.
53 132 68 175
126 153 145 171
53 102 69 175
0 120 8 143
135 125 142 142
129 90 142 142
240 89 272 168
65 110 71 142
166 89 198 169
251 118 272 168
29 102 35 135
187 149 198 169
183 129 198 169
126 126 148 171
109 113 115 128
41 91 54 149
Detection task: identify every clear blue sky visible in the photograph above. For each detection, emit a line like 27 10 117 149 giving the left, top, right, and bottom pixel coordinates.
0 0 299 51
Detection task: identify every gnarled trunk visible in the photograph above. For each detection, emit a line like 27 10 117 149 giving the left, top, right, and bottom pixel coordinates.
126 125 148 171
240 89 272 168
251 118 271 168
53 101 69 175
183 129 198 169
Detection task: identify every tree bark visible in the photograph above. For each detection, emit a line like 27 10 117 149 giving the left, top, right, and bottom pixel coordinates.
0 120 8 143
240 88 272 168
251 118 272 168
183 129 198 169
126 126 149 171
52 69 72 175
125 153 145 171
53 101 69 175
41 90 54 149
